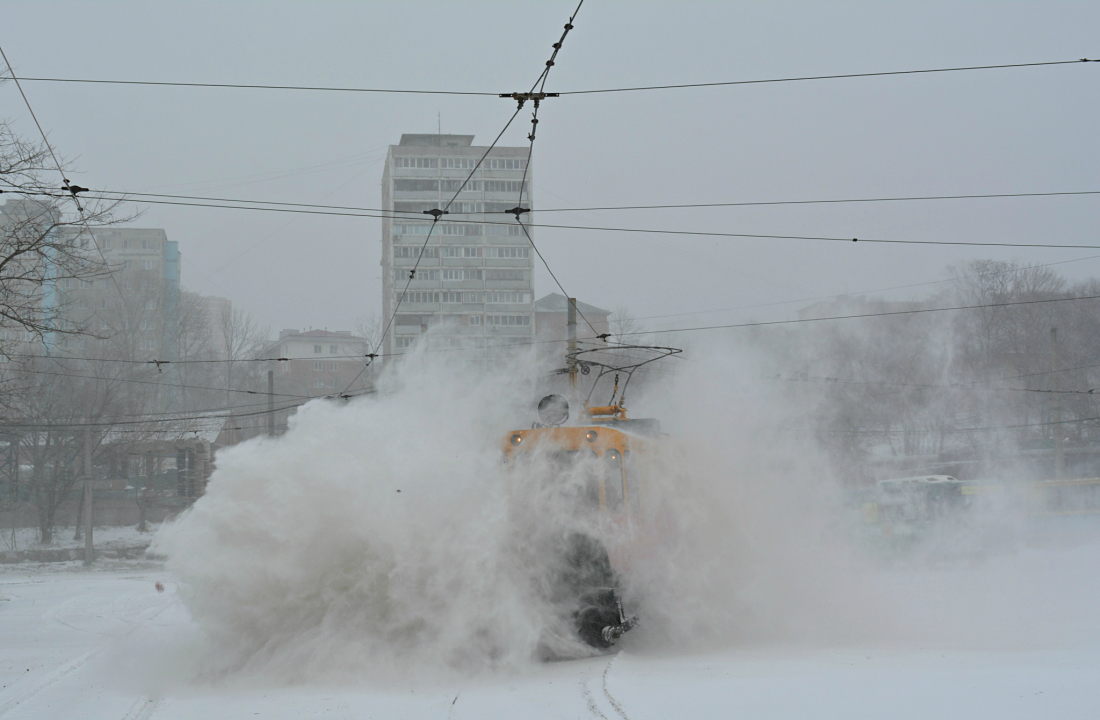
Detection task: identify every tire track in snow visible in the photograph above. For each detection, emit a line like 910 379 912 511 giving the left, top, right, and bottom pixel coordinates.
602 652 630 720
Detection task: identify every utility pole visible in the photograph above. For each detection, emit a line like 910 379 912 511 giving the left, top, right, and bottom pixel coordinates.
83 423 93 566
567 297 577 396
267 369 276 437
1052 327 1064 480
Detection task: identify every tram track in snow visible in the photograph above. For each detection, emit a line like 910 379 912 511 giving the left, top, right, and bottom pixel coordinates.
579 652 631 720
0 649 102 718
602 652 630 720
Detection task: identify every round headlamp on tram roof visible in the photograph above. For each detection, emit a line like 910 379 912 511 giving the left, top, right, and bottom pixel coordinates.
537 394 569 427
510 433 523 446
607 449 621 461
585 430 598 442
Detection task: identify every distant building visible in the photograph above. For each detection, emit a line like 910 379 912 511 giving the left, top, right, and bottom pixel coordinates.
194 295 232 358
85 228 181 358
380 133 535 358
259 328 371 402
535 293 611 344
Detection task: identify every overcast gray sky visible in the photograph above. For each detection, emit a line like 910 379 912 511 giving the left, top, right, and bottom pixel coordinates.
2 1 1097 336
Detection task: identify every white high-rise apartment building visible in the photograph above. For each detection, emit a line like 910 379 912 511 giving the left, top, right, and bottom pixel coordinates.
380 134 535 358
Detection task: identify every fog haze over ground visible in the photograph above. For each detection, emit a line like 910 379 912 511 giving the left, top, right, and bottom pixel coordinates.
2 1 1097 332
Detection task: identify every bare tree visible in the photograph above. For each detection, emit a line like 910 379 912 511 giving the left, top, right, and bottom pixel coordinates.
354 313 383 352
216 305 268 405
0 119 131 357
609 305 646 344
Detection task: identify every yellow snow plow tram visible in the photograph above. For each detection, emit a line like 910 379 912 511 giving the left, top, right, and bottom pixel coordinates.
501 396 667 650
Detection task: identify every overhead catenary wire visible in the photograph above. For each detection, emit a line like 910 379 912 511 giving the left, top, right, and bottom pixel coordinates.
9 58 1094 96
510 0 602 339
616 292 1100 338
0 386 377 431
10 291 1100 369
22 188 1100 253
772 373 1100 396
340 104 527 396
0 43 132 318
343 0 588 392
1 362 322 401
21 186 1099 222
632 253 1100 323
528 190 1100 214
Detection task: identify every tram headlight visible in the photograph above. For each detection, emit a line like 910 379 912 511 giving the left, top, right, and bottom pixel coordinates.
585 430 598 442
510 433 523 446
607 449 621 461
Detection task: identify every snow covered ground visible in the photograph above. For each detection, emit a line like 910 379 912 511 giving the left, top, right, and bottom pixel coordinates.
2 542 1100 720
0 524 159 553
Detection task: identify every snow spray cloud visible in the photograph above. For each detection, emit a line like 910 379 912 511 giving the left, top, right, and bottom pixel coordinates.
150 332 897 681
154 342 559 682
154 324 1097 684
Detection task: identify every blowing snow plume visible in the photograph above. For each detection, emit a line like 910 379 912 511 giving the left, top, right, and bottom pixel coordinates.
162 331 1061 683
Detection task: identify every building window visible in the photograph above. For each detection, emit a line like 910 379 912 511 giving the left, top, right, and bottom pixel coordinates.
394 179 440 192
485 269 524 281
485 315 531 326
439 157 479 170
393 157 438 169
441 291 462 303
441 224 484 236
396 337 415 349
395 269 440 281
441 268 481 281
142 259 157 270
483 180 527 193
440 179 481 193
487 247 530 259
329 345 338 354
485 158 526 170
398 291 440 304
393 224 432 236
122 240 130 249
314 345 322 353
394 246 439 259
486 224 522 237
330 362 339 371
77 299 88 309
469 315 482 326
463 247 482 258
484 292 530 304
99 299 110 309
314 378 325 388
314 361 323 371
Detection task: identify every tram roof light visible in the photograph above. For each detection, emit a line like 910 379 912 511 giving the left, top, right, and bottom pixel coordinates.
586 430 598 442
510 433 523 446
